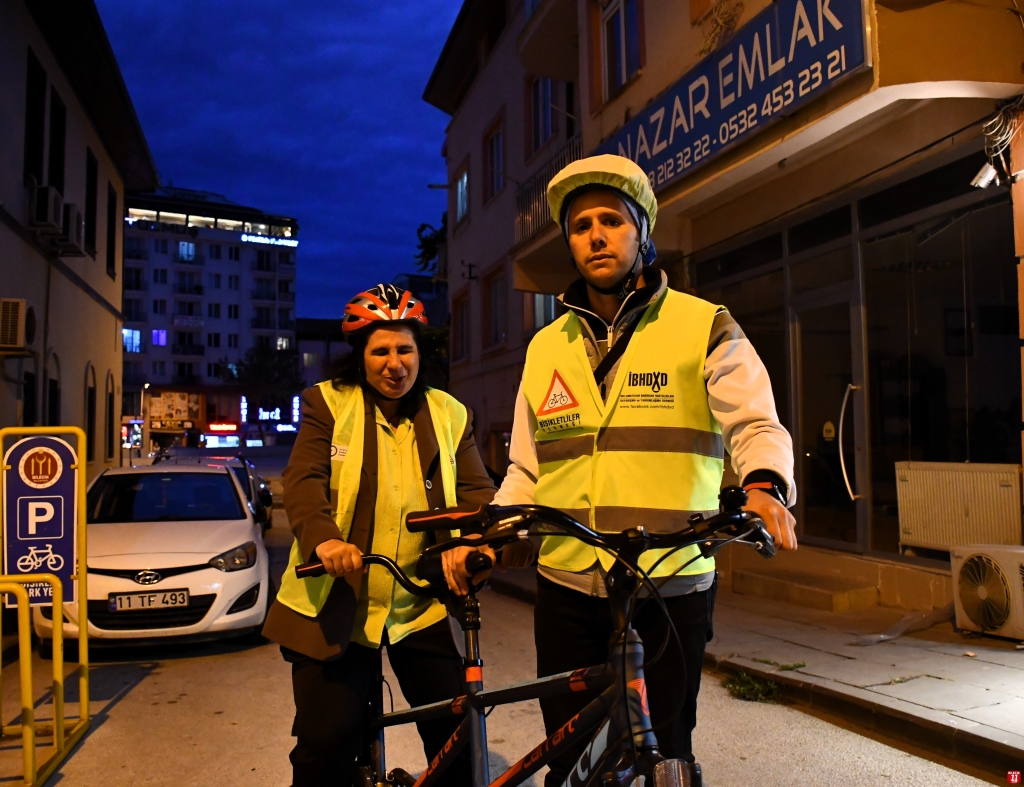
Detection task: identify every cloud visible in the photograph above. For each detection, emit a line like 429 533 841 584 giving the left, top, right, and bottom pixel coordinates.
96 0 457 317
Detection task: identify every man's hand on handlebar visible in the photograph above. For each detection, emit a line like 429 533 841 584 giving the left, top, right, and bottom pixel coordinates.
442 534 496 597
744 489 797 551
314 539 365 577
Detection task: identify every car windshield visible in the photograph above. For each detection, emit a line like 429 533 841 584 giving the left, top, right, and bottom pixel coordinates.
87 472 246 523
231 467 252 500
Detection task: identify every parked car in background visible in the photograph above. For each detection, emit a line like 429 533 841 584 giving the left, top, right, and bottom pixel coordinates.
155 454 274 530
34 464 270 653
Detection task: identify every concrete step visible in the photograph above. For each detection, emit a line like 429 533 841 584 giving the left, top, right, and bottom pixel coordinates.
732 568 879 612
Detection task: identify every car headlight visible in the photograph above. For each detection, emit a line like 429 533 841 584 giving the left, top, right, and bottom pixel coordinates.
209 542 258 572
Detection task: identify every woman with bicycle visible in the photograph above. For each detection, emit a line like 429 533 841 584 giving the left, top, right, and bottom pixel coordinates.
263 284 515 787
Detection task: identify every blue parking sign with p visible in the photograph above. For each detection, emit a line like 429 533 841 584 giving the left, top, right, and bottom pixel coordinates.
3 436 78 606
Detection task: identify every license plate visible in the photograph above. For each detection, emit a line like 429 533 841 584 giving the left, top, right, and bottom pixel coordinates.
108 590 189 611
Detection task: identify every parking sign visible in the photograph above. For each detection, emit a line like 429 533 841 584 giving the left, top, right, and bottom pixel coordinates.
3 436 78 606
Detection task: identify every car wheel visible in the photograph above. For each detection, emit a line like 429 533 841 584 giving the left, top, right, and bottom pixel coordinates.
38 639 52 660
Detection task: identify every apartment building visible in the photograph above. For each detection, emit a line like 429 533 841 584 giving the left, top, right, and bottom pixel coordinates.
0 0 159 481
426 0 1024 601
122 187 298 448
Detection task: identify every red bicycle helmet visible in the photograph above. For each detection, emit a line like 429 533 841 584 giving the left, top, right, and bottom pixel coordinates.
342 284 428 335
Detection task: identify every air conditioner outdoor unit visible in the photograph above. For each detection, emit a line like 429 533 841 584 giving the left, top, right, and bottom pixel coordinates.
30 184 63 234
950 545 1024 641
896 462 1022 551
56 203 85 256
0 299 27 351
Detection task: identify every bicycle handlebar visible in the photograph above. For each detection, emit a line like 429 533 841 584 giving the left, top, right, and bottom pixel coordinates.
294 550 494 598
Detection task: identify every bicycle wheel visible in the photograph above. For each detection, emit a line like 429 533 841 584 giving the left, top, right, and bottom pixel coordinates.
16 555 34 572
47 554 65 571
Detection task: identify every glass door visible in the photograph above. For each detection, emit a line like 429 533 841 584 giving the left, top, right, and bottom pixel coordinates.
792 290 868 549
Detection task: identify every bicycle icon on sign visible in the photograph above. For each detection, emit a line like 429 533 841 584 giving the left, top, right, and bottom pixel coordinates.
547 391 570 408
16 544 64 572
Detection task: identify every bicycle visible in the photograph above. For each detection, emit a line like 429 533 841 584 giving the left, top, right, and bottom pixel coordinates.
16 544 64 572
295 486 776 787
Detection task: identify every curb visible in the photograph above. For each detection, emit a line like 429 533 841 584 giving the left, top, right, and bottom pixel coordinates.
705 652 1023 781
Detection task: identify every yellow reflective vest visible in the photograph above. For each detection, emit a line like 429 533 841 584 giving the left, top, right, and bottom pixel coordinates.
522 288 723 578
276 383 466 618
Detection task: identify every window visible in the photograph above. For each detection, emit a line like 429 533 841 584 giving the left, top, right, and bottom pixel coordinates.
105 374 115 460
210 273 222 289
207 362 222 378
227 304 239 319
530 77 553 153
86 369 96 462
125 268 145 290
207 333 221 348
303 352 321 369
153 268 167 284
484 273 507 347
256 335 272 350
154 238 168 254
178 241 195 261
565 82 576 139
208 303 221 318
151 329 167 346
484 123 504 202
602 0 642 98
48 87 66 195
279 250 293 264
452 295 469 360
23 48 46 186
85 149 98 255
124 299 145 322
107 184 119 278
176 300 199 316
278 307 292 328
152 360 166 376
227 333 239 348
455 167 469 224
277 336 290 351
228 246 240 261
121 329 142 353
152 298 167 315
228 274 240 290
256 250 275 271
45 358 61 426
532 293 557 331
209 244 222 260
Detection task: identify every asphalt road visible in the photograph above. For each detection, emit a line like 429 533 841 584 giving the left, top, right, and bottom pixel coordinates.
0 509 995 785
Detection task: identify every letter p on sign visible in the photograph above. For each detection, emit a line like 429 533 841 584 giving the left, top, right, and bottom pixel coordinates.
17 496 63 540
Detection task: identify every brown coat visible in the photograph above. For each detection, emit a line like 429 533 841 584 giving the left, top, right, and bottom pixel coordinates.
262 385 497 661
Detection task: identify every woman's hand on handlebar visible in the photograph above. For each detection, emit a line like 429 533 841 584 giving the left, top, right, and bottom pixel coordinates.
745 489 797 551
314 539 365 577
442 534 496 597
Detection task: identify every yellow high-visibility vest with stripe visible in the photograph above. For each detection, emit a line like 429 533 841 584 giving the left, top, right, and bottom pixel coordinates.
523 288 723 577
275 383 465 618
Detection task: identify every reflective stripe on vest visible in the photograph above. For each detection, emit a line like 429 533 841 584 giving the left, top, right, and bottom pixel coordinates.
523 288 723 577
275 385 466 618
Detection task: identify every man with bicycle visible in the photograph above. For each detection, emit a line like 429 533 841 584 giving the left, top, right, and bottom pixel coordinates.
492 155 797 784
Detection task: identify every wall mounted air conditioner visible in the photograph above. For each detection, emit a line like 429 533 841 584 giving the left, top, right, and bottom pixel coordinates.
30 184 63 234
896 462 1022 551
950 545 1024 640
56 203 85 256
0 299 27 352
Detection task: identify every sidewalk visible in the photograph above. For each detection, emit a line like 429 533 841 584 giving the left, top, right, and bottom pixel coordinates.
488 568 1024 780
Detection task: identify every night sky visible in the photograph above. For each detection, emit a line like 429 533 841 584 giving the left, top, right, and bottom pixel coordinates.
95 0 459 319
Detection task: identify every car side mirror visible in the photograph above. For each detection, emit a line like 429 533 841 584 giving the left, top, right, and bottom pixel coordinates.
259 488 273 508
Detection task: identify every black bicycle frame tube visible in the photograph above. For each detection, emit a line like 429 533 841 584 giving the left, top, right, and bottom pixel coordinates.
412 716 472 787
464 624 489 787
374 665 612 730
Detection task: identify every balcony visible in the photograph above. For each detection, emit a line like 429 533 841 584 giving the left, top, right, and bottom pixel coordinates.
518 0 578 81
174 254 205 266
172 314 204 329
171 344 205 356
515 134 582 245
278 319 296 331
251 317 277 330
124 280 148 292
123 311 148 324
125 248 149 261
173 284 204 296
277 291 295 302
251 290 277 301
251 260 277 273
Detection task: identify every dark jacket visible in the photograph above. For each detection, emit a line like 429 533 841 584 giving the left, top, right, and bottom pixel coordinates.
262 385 497 660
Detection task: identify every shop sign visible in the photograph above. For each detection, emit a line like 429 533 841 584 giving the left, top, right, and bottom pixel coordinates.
2 436 78 606
595 0 869 192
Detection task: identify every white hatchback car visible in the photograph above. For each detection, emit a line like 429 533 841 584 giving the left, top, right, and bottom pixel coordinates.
33 464 270 651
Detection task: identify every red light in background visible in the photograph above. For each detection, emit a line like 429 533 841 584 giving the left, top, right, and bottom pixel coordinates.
208 422 238 432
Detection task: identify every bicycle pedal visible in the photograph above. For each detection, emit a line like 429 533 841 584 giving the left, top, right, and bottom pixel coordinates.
388 768 417 787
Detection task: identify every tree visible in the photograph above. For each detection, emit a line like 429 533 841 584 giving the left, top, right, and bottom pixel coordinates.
414 212 447 274
219 345 304 438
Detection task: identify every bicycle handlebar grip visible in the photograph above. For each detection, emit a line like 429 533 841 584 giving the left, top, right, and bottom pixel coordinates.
295 561 327 579
465 552 493 574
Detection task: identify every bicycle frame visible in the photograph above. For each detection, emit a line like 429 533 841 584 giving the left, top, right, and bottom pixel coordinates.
362 557 675 787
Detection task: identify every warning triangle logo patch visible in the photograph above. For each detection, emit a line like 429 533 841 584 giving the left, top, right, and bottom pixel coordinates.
537 371 580 416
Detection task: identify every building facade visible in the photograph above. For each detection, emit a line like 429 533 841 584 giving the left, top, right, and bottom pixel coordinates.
425 0 1024 601
0 0 159 482
122 188 299 449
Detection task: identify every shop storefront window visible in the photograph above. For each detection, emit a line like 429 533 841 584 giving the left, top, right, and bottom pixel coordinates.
863 201 1020 554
